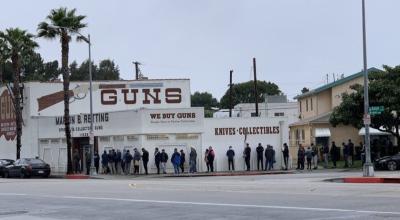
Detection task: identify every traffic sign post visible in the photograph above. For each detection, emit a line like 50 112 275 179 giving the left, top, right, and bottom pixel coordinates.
363 114 371 125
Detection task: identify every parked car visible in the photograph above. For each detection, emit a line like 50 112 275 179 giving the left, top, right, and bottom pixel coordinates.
374 153 400 171
3 158 50 178
0 159 15 177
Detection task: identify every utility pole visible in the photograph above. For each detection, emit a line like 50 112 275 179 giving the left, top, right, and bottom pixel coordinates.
229 70 233 117
253 58 259 117
133 61 141 80
362 0 374 177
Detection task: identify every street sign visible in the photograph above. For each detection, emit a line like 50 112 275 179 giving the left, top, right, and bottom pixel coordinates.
369 106 384 115
363 114 371 125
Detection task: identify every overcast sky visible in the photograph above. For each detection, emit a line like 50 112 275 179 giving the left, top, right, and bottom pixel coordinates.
1 0 400 100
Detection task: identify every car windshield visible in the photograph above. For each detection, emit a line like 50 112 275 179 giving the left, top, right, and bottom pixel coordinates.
24 158 45 164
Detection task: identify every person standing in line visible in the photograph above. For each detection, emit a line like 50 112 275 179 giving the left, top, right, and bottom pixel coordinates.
142 148 149 175
243 143 251 171
115 149 122 174
305 146 313 170
322 143 329 169
204 149 210 172
101 150 108 174
282 143 289 170
108 149 116 174
297 144 305 170
180 149 186 173
160 149 169 174
226 146 235 171
311 143 318 170
330 141 338 168
133 148 141 175
342 142 349 168
154 148 161 174
94 151 100 174
73 149 81 174
121 149 126 174
189 147 197 173
85 150 91 175
171 148 181 175
256 143 264 171
124 150 133 175
265 145 275 171
207 146 215 172
347 139 354 167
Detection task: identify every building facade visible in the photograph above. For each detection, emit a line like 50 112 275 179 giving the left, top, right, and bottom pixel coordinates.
289 68 379 159
0 79 289 173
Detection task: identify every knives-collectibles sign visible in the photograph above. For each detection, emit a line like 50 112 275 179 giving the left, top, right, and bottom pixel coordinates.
29 80 191 117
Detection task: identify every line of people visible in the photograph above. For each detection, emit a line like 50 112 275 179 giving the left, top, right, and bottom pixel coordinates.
100 147 198 175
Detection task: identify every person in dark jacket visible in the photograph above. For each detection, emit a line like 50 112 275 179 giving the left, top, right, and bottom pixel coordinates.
305 146 313 170
116 149 122 174
243 143 251 171
226 146 235 171
160 149 169 174
330 141 338 168
85 151 91 175
282 143 289 170
94 151 100 174
207 146 215 172
101 150 108 174
342 142 349 168
265 145 275 170
171 148 181 175
180 149 186 173
297 144 305 170
189 147 197 173
108 150 116 174
73 149 81 174
256 143 264 171
142 148 149 175
124 150 133 175
204 149 210 172
154 148 161 174
133 148 141 175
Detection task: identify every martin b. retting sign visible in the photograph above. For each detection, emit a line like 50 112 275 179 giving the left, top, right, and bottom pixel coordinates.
28 79 191 117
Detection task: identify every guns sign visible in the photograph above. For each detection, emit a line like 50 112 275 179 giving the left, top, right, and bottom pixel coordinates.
37 82 183 112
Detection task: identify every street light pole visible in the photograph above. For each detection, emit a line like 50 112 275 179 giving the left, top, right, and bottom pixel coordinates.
362 0 374 177
87 34 97 176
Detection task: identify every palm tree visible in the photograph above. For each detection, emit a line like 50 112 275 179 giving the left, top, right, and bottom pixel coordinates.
0 28 38 159
0 33 9 83
37 7 87 174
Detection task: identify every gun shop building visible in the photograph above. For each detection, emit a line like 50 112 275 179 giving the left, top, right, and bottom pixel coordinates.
0 79 289 173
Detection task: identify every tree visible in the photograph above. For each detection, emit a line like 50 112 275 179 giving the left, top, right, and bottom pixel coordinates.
70 59 120 81
301 87 310 94
0 28 38 159
330 66 400 144
38 7 87 174
220 80 281 109
0 35 10 83
191 92 219 118
21 52 60 81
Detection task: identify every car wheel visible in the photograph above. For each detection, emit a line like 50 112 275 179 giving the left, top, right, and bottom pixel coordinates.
387 161 397 171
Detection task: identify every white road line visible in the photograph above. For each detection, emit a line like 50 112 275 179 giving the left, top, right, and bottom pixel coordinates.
1 193 398 216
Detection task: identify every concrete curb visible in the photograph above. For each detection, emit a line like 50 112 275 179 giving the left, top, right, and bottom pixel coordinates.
326 177 400 184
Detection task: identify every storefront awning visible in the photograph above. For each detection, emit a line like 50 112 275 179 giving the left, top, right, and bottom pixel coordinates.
315 128 331 137
359 127 390 136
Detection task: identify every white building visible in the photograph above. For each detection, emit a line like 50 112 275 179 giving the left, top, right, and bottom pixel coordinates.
0 80 290 173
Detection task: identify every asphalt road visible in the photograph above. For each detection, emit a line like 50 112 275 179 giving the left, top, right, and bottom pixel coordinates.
0 171 400 220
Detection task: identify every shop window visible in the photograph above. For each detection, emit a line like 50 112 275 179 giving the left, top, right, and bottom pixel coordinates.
299 101 302 113
39 139 49 145
306 99 309 111
310 98 313 111
113 136 124 142
147 134 169 141
301 129 305 141
127 135 139 141
50 139 60 144
99 136 110 142
176 134 199 140
274 112 284 117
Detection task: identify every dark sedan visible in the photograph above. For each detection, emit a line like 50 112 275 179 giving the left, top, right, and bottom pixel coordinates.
3 158 51 178
0 159 15 177
374 153 400 171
